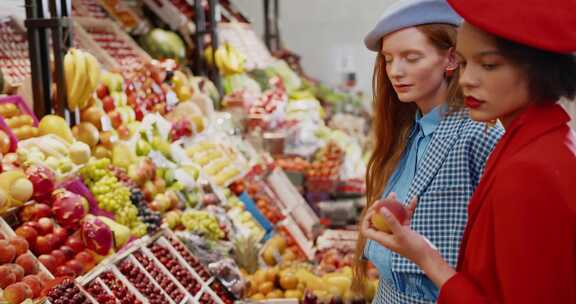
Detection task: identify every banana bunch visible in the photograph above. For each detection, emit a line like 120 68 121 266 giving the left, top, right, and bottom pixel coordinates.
204 43 246 75
64 48 101 111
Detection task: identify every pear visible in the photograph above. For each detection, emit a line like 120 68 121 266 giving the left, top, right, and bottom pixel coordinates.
97 216 131 248
38 115 75 143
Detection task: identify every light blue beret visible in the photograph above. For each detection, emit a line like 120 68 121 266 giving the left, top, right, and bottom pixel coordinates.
365 0 462 51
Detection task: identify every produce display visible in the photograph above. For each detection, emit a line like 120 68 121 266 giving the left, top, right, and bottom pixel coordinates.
0 3 373 303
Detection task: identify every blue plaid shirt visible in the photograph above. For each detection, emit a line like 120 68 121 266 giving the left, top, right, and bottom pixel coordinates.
366 105 444 301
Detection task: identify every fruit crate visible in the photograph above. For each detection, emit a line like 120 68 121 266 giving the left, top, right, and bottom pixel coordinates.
0 17 31 90
73 17 151 72
115 254 177 304
99 267 149 303
218 23 274 70
141 0 188 31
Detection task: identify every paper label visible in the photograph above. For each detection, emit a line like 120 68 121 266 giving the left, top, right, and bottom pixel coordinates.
101 116 112 132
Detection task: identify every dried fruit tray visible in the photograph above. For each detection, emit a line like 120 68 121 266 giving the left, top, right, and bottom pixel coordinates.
73 17 151 72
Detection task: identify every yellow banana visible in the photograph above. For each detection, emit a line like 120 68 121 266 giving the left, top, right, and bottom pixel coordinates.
215 46 228 74
68 49 88 110
85 52 101 93
74 52 99 110
64 49 76 108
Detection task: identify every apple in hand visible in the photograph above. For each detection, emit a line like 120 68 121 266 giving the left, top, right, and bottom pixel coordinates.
370 199 408 233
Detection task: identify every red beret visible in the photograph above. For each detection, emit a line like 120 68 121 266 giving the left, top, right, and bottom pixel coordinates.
447 0 576 53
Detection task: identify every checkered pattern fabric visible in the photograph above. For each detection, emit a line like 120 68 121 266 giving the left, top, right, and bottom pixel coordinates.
374 278 436 304
390 109 503 275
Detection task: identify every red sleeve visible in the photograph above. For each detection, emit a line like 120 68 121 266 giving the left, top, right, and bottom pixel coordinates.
439 161 576 304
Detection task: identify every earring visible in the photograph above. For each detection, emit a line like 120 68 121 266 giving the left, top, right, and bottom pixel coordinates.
445 68 455 78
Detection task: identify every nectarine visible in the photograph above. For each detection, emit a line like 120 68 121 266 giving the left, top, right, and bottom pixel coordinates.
370 200 408 233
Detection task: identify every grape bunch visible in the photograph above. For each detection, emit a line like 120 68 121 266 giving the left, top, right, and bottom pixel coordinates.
80 158 147 237
181 210 225 240
130 188 162 234
109 165 137 188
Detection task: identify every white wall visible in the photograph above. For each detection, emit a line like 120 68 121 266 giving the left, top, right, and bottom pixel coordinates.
232 0 397 97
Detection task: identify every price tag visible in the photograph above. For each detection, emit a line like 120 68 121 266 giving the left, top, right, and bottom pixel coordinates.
101 116 112 132
166 91 178 108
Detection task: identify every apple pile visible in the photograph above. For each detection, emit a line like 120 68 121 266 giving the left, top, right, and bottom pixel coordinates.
15 198 97 278
306 142 344 191
46 278 91 304
254 194 284 224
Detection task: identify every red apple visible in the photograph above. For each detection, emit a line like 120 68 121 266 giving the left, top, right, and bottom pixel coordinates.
24 221 41 233
102 96 115 113
54 265 75 277
37 218 53 235
370 200 408 233
65 234 84 253
15 226 38 245
50 249 66 266
52 227 68 246
38 255 57 272
34 236 53 255
59 246 75 260
65 260 84 276
45 233 60 250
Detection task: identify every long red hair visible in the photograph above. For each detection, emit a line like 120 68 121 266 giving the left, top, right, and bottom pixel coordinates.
352 24 463 296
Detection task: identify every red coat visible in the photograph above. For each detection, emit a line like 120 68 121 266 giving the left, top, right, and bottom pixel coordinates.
438 103 576 303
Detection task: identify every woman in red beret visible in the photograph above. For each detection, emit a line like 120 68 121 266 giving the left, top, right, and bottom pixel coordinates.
360 0 576 303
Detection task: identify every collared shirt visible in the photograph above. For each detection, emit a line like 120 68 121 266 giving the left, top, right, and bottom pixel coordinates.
384 104 445 202
365 104 446 301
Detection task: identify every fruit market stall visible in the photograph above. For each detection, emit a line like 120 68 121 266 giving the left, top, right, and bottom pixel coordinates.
0 1 374 303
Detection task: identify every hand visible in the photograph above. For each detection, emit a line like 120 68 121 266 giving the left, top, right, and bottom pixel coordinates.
360 194 436 266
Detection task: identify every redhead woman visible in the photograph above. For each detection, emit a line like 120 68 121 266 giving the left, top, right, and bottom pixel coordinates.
361 0 576 303
353 0 502 303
